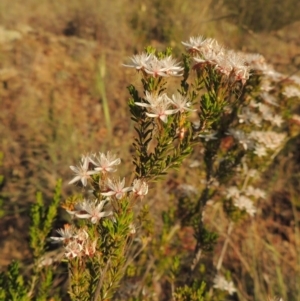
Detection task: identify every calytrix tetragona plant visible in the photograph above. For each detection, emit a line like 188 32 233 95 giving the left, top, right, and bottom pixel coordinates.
10 35 296 301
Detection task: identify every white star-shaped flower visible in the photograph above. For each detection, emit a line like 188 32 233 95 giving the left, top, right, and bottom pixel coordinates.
64 240 83 259
50 224 76 243
213 274 236 295
169 93 196 113
135 92 176 123
159 56 183 76
122 52 154 70
102 178 132 200
68 155 98 186
74 199 113 224
132 179 148 197
91 151 121 174
234 195 256 217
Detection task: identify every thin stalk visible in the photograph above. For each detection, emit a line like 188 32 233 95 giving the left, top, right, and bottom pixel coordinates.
93 259 111 301
291 191 300 301
216 221 234 271
96 53 112 135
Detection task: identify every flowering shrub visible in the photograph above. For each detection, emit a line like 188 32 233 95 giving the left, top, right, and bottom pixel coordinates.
1 35 299 301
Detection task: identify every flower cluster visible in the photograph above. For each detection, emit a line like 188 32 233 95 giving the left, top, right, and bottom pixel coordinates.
51 152 149 259
242 52 269 72
123 52 183 77
67 152 148 196
47 35 298 300
225 185 266 217
68 152 121 187
249 131 286 152
122 36 298 301
227 128 286 157
283 85 300 98
182 36 250 84
226 186 266 217
50 225 97 259
250 100 283 126
135 91 195 123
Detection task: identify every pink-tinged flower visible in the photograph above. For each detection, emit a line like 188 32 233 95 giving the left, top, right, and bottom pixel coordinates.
169 93 196 113
194 47 224 68
135 92 176 123
91 151 121 174
50 224 76 243
65 240 83 259
68 155 98 186
75 228 89 245
159 56 184 76
123 53 183 77
84 239 98 257
145 102 176 123
231 65 250 84
122 52 154 70
74 199 113 224
135 91 166 108
243 53 267 72
225 51 250 84
144 57 169 77
182 36 217 54
132 179 148 197
101 177 132 200
182 36 205 52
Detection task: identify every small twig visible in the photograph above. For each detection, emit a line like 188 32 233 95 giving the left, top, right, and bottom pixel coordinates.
93 259 111 301
191 249 202 272
216 221 234 271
